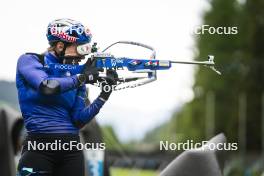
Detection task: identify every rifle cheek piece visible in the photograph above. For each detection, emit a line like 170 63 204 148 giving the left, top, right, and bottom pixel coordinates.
39 80 61 95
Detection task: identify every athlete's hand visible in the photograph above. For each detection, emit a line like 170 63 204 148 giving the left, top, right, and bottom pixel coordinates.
78 58 103 85
83 67 100 84
99 70 118 101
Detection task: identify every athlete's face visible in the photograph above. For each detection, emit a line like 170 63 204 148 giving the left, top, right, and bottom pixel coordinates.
64 43 79 56
63 43 84 65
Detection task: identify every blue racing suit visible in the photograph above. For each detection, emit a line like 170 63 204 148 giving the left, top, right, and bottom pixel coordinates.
16 52 105 134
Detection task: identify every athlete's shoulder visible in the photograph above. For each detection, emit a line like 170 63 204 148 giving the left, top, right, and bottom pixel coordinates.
18 53 40 63
17 53 44 71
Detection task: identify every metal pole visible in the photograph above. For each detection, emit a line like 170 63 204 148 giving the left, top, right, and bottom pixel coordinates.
206 91 215 139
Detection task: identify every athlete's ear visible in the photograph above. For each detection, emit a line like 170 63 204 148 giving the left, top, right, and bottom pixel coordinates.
55 42 65 54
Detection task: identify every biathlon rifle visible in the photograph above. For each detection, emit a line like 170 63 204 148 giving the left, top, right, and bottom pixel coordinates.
45 41 221 91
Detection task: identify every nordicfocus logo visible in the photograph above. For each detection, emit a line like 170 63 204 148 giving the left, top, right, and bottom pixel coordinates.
54 64 77 70
193 25 238 35
27 140 106 151
160 140 238 151
49 24 91 42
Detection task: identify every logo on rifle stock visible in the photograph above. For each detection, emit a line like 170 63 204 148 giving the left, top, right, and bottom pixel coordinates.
111 59 123 67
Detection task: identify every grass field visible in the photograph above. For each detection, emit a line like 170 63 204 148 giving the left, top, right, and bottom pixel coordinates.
110 167 159 176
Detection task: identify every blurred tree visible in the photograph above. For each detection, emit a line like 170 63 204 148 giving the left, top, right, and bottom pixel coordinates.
174 0 264 151
242 0 264 151
177 0 246 143
101 125 121 150
145 0 264 152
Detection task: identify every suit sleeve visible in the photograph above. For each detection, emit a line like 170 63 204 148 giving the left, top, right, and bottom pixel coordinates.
17 54 79 93
71 86 106 128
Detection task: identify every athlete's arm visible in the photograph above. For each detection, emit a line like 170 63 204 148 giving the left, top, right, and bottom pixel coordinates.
17 54 80 95
71 86 106 128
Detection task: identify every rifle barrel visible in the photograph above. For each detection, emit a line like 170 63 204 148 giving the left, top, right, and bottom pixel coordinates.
170 60 215 66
